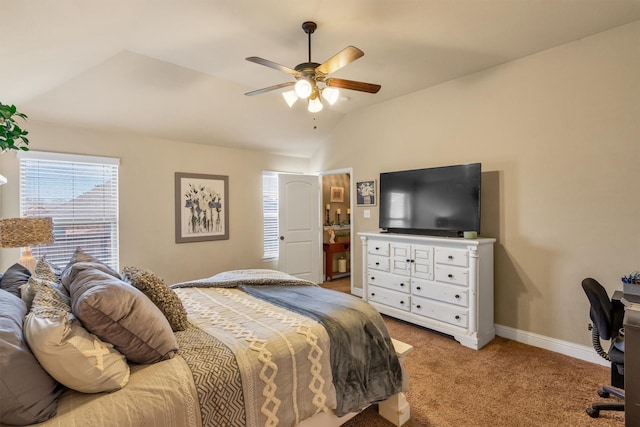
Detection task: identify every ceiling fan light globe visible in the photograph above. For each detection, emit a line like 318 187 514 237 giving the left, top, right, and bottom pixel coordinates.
295 80 312 99
282 91 298 107
308 97 323 113
322 87 340 105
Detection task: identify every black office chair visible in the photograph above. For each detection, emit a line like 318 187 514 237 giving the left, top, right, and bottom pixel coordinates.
581 278 625 418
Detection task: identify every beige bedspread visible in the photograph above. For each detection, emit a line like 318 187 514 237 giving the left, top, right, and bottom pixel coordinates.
175 287 338 427
7 356 201 427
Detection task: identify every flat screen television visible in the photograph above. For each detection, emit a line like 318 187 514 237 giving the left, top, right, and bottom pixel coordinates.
379 163 481 237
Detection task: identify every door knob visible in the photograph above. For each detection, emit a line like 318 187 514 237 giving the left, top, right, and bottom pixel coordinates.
280 236 285 240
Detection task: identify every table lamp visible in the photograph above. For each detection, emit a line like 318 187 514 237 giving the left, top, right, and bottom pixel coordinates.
0 217 54 272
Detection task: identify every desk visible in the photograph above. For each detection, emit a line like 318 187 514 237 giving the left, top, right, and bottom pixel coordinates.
623 293 640 426
323 242 350 281
614 291 640 426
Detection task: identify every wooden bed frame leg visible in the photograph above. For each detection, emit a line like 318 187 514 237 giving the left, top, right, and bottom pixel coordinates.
379 392 410 426
379 338 413 426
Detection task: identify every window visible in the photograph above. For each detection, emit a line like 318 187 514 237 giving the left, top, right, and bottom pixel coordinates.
19 151 120 270
262 171 278 260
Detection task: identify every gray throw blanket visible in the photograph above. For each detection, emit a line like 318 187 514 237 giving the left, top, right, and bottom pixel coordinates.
239 285 403 416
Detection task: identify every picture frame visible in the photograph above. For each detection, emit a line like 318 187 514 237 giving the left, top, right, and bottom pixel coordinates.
330 186 344 203
175 172 229 243
356 180 377 206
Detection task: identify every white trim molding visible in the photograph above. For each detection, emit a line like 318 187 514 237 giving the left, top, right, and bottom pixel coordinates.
495 324 609 367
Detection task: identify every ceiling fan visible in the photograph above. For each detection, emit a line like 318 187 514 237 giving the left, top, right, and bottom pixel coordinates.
244 21 381 112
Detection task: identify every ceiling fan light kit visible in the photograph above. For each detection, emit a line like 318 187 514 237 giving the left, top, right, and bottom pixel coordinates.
245 21 381 113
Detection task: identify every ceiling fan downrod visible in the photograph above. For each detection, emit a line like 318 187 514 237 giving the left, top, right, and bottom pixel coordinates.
301 21 317 63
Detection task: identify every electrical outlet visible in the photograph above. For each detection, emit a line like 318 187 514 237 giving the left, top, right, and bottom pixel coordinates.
364 209 371 218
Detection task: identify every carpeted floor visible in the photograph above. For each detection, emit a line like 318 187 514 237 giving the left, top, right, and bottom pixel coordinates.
321 278 625 427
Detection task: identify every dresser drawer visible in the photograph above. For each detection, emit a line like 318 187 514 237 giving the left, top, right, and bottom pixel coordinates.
434 266 469 287
435 248 469 268
368 285 411 312
368 240 390 256
368 255 390 272
367 270 410 294
411 278 469 307
411 295 468 328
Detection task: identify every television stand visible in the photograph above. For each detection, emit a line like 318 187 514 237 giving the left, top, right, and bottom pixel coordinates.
359 231 495 350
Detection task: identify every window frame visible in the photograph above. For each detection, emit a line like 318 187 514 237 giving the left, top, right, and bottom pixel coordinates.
18 151 120 270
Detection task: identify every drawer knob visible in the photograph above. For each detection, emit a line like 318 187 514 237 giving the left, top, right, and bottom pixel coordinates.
455 315 460 320
400 283 405 287
406 259 410 263
400 301 404 304
455 294 460 299
416 305 421 309
448 255 453 260
416 286 421 290
371 293 375 297
375 247 380 250
375 262 380 266
371 277 375 281
448 274 453 279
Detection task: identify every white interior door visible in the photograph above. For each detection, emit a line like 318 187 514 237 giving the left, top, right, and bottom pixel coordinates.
278 174 320 283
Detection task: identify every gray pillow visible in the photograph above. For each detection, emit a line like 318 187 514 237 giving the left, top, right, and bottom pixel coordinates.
60 248 121 292
0 289 62 425
0 263 31 298
68 267 178 364
122 266 189 332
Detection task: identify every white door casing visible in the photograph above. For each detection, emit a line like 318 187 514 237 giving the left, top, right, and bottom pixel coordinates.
278 174 321 283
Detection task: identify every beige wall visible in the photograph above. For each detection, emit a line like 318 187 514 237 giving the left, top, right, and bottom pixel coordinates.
310 22 640 346
0 122 309 284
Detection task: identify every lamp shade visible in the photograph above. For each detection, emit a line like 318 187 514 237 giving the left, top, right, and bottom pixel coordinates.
322 87 340 105
0 217 54 248
308 97 323 113
294 79 313 99
282 90 298 108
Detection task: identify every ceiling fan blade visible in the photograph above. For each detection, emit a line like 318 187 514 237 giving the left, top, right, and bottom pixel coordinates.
244 82 295 96
245 57 300 77
316 46 364 76
325 78 381 94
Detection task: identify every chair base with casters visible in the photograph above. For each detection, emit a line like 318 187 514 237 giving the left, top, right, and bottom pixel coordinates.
586 385 624 418
581 278 625 419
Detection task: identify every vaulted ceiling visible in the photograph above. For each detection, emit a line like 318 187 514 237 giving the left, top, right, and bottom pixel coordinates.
3 0 640 157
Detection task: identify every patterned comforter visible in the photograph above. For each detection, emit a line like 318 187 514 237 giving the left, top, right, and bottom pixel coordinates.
8 270 402 427
175 286 338 427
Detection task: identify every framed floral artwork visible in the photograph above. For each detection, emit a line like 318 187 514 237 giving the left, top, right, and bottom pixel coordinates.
175 172 229 243
356 180 376 206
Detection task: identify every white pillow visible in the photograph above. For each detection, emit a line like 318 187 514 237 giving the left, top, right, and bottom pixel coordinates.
23 278 130 393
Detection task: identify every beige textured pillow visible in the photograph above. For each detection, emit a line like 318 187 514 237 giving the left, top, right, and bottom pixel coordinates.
23 278 130 393
122 266 189 332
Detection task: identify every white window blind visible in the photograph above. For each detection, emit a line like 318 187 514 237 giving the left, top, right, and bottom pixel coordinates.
18 151 120 270
262 172 279 260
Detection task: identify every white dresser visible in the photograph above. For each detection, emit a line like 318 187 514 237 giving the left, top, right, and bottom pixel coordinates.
359 232 496 350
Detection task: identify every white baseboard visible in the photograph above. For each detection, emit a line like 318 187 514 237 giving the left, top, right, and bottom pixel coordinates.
495 324 609 367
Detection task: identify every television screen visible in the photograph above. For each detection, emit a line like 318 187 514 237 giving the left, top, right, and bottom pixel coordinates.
379 163 481 236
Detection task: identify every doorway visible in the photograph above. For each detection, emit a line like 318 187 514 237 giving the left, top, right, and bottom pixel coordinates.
320 168 357 296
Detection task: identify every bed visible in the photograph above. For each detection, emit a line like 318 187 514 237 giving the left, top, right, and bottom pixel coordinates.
0 253 410 427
